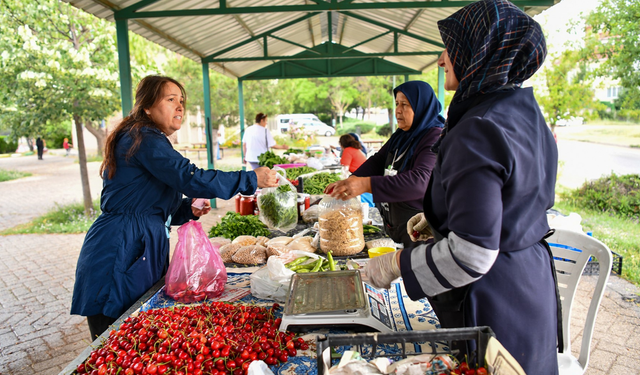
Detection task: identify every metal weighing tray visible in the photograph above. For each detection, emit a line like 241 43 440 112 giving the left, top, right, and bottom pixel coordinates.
280 270 395 333
284 270 366 315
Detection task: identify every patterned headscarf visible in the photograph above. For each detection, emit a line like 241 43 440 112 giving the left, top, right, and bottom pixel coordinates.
437 0 547 105
388 81 444 172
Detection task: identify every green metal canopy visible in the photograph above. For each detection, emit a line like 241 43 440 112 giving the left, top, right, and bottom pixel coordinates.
64 0 557 206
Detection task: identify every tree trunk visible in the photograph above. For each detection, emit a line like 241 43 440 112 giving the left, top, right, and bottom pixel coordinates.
388 108 394 129
367 98 372 121
84 120 107 157
73 114 93 216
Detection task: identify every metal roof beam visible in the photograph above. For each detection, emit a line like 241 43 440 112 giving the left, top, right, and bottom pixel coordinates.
387 9 424 53
203 12 319 62
270 35 321 54
118 0 161 14
209 51 441 63
342 11 444 48
343 31 392 53
114 1 555 19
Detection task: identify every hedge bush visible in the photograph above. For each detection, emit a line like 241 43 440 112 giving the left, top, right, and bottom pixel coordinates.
563 173 640 220
0 136 18 154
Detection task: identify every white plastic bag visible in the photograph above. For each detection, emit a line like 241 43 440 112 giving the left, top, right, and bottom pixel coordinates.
249 250 322 301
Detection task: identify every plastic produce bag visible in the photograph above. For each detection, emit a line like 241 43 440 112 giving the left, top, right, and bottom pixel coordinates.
250 250 320 301
165 221 227 303
318 196 365 255
257 173 298 233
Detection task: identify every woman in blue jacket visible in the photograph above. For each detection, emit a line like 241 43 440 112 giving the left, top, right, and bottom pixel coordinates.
365 1 559 373
71 76 277 339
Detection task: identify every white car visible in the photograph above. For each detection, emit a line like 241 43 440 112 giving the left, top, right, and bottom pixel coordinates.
299 120 336 137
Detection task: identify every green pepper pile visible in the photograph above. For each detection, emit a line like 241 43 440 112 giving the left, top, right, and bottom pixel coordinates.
258 151 288 168
208 211 270 239
302 172 342 195
284 251 345 273
283 148 304 155
284 166 317 180
258 183 298 231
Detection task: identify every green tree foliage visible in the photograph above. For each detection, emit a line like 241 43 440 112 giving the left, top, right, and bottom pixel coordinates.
584 0 640 107
535 50 602 132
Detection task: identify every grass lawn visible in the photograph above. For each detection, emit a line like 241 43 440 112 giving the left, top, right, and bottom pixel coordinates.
0 168 32 182
555 122 640 148
0 201 100 235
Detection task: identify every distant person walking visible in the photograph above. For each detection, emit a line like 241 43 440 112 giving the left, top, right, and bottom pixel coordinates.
35 137 45 160
63 138 71 156
242 113 288 170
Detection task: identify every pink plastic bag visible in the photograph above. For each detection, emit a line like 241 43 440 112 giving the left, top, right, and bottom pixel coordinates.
165 221 227 302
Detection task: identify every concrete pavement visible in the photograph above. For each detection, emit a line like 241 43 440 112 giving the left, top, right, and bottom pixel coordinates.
0 153 638 374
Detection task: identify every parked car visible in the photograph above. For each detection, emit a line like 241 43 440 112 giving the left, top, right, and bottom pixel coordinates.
556 116 584 126
299 120 335 137
277 114 321 133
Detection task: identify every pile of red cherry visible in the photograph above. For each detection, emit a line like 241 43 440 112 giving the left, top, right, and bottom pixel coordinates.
76 302 309 375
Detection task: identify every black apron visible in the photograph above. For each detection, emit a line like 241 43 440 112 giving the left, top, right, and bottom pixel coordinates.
375 148 424 249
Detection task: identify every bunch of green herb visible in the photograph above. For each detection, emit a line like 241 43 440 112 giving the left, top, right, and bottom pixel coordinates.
303 172 342 195
258 151 288 168
284 166 317 180
208 211 270 239
258 183 298 232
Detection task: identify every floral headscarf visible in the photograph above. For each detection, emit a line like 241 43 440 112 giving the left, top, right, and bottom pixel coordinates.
437 0 547 105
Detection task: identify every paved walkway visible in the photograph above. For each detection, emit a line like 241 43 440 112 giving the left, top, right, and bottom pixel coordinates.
0 154 638 374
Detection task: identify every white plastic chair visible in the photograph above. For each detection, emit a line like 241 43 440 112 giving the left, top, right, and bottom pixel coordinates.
546 228 612 375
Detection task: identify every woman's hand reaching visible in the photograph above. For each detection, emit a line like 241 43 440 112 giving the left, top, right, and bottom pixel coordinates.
324 176 371 200
254 167 278 188
365 250 402 289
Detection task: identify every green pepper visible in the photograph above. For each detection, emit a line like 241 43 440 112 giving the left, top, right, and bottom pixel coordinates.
285 256 310 268
310 258 323 272
327 251 336 271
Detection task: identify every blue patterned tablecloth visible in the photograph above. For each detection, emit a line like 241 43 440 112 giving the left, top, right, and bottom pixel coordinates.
140 270 441 374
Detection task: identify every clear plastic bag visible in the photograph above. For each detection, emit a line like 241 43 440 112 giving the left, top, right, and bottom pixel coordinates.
257 173 298 233
165 221 227 303
318 196 365 256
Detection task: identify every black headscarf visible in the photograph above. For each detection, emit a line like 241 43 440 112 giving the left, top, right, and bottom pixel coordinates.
438 0 547 105
387 81 444 172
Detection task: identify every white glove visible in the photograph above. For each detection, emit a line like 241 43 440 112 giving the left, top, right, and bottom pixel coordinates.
407 213 432 242
365 251 401 289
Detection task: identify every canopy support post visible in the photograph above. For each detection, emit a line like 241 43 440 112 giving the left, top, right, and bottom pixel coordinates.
202 61 217 208
115 19 132 118
238 79 246 171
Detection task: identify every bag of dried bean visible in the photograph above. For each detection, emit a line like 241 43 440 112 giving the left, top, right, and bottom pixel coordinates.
318 196 365 256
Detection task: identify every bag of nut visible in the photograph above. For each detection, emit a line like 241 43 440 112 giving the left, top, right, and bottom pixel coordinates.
318 196 365 256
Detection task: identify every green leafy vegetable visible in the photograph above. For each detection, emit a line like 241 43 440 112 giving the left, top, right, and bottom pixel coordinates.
208 212 270 239
258 151 288 169
258 183 298 231
302 172 341 195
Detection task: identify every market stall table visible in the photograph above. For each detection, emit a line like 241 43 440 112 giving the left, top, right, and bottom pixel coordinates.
60 265 440 375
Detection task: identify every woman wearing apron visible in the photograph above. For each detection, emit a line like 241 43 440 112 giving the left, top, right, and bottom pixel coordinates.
365 1 560 373
325 80 444 249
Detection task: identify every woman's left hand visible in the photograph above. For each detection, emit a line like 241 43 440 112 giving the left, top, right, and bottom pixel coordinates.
191 198 212 217
325 176 371 200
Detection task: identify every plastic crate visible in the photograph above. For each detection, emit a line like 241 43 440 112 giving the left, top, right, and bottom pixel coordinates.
583 251 623 276
316 326 495 374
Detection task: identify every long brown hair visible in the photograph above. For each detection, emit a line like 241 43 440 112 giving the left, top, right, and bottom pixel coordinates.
100 76 186 179
339 134 361 150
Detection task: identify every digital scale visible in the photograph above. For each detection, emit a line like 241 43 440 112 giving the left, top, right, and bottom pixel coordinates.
279 270 397 333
